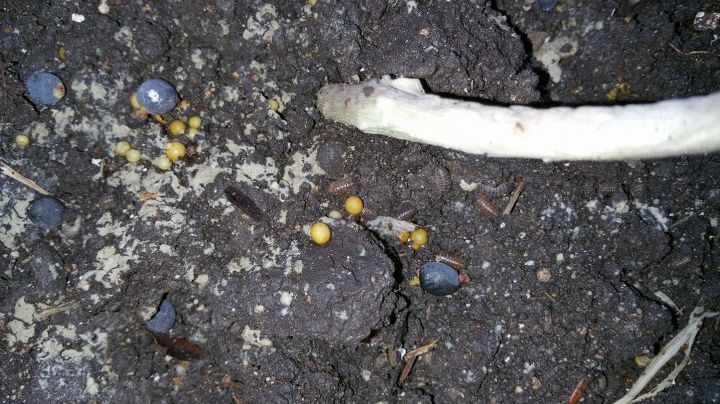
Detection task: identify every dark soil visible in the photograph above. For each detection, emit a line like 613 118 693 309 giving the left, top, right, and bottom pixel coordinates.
2 0 719 402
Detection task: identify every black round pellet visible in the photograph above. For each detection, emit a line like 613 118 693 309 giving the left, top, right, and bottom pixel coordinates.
420 262 461 296
27 196 65 229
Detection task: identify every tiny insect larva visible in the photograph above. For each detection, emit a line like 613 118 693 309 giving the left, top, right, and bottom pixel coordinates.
225 185 264 221
327 176 357 195
476 181 512 196
473 193 501 218
435 251 466 270
395 201 417 221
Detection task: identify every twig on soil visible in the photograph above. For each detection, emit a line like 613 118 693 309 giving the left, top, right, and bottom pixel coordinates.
668 43 710 56
318 77 720 161
614 305 719 404
398 338 440 385
1 160 52 195
503 180 525 216
398 356 417 385
653 291 681 315
405 338 439 359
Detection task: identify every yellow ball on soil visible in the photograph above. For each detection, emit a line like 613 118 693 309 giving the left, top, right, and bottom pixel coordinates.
344 195 364 216
126 149 142 164
168 119 186 136
166 141 186 161
310 222 331 245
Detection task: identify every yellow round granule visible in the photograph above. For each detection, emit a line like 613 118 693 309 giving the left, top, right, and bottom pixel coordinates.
327 210 343 219
168 119 186 136
268 99 280 112
125 149 142 164
344 195 364 216
398 231 411 244
166 141 186 161
155 156 172 171
187 127 200 140
310 222 331 245
114 141 131 156
410 227 428 250
130 93 141 110
187 115 202 129
15 134 30 148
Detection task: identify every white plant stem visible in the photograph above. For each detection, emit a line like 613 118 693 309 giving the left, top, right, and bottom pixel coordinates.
614 306 719 404
317 77 720 161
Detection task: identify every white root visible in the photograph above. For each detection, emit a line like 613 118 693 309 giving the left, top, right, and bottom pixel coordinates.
614 306 719 404
317 77 720 161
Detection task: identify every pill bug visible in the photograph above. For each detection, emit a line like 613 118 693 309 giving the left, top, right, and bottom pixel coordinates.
420 163 451 193
473 192 501 218
327 176 358 195
435 250 466 270
476 181 512 196
395 201 417 221
225 185 264 221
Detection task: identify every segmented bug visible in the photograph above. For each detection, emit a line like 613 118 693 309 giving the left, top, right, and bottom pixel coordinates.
395 201 417 221
473 192 501 218
476 181 512 196
426 164 451 193
435 251 466 270
225 185 264 221
327 176 358 195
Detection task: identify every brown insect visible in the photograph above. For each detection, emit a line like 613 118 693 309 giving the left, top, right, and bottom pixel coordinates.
477 181 512 196
327 176 357 195
435 250 466 270
151 332 204 360
473 193 500 218
225 185 264 221
567 376 591 404
395 201 417 221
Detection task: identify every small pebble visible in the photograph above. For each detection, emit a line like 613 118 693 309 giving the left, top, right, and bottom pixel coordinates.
27 196 65 229
145 298 176 333
136 78 179 114
25 71 65 105
420 262 461 296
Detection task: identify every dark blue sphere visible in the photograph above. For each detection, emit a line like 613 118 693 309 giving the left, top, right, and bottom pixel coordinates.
420 262 461 296
145 298 176 332
136 78 179 114
26 72 65 105
537 0 557 11
27 196 65 229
